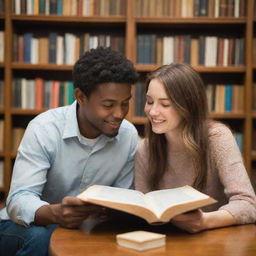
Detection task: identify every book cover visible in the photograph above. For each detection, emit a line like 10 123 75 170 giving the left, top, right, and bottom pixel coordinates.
24 33 33 63
0 160 3 187
0 80 3 108
35 77 44 110
0 119 3 152
48 32 57 64
224 84 232 112
116 231 166 251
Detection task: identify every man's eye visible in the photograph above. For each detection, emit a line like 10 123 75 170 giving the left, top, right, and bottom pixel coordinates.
122 101 129 106
103 104 113 108
146 101 153 105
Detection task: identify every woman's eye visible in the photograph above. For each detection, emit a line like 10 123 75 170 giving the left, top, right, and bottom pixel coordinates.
146 101 153 105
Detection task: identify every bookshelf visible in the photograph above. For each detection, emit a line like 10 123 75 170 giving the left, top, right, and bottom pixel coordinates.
0 0 255 197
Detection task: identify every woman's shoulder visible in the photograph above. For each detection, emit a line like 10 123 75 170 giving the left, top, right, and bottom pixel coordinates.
208 121 233 138
207 121 239 155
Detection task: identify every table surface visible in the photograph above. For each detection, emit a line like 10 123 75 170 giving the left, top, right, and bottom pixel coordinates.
49 213 256 256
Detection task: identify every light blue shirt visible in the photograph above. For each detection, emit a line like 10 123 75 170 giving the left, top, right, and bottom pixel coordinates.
0 101 138 226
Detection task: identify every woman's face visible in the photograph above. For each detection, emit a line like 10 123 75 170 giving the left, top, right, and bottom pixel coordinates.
144 78 182 135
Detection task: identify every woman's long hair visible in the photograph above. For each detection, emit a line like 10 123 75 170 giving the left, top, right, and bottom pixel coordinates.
145 63 209 191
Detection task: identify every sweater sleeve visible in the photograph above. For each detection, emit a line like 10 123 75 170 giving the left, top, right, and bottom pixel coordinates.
209 124 256 224
134 139 151 193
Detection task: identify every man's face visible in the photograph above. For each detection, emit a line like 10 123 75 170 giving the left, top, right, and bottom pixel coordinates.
76 82 132 138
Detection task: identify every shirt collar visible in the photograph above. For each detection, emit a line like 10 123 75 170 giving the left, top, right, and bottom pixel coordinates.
62 101 78 139
62 101 119 144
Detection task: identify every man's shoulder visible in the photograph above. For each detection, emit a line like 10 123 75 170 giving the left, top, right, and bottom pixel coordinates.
30 105 70 126
119 119 138 135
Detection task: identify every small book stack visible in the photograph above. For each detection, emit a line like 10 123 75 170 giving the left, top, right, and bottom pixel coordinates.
116 230 166 251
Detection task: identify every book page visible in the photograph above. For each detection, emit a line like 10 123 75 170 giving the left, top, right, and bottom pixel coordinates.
145 186 208 218
79 185 148 208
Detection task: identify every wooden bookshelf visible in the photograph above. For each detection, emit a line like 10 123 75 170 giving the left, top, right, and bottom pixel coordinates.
0 0 256 196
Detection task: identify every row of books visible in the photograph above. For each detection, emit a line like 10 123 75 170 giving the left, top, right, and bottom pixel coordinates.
206 84 244 113
137 34 244 66
136 0 246 18
12 78 75 109
12 0 126 16
0 31 4 63
0 81 3 108
13 32 124 65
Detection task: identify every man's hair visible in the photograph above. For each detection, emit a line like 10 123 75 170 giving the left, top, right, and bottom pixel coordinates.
73 47 139 97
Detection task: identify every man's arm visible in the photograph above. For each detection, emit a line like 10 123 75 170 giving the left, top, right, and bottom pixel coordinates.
34 196 102 228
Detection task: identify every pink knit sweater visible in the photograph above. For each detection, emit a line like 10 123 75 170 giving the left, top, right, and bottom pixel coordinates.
135 123 256 224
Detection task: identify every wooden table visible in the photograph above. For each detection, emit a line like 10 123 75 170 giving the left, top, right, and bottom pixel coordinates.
49 213 256 256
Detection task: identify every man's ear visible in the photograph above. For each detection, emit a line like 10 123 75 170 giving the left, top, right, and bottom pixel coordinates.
74 88 88 104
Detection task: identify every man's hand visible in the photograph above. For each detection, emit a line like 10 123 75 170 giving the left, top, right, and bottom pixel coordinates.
35 196 104 228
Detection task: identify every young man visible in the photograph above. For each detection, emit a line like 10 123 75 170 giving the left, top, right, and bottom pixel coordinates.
0 47 139 256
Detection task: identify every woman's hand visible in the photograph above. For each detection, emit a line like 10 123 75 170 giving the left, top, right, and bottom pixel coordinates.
171 209 207 233
171 209 236 233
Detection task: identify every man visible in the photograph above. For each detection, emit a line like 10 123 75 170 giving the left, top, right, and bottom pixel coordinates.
0 47 139 256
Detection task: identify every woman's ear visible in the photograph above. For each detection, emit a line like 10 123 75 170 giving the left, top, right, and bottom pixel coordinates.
74 88 87 104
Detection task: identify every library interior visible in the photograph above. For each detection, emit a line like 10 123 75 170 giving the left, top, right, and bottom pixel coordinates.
0 0 256 204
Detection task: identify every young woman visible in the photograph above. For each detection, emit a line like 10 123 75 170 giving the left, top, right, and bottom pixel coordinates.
135 63 256 233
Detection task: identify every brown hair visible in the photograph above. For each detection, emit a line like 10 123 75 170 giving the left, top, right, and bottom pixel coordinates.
145 63 209 191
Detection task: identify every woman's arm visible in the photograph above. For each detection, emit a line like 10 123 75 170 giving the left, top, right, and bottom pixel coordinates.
171 209 236 233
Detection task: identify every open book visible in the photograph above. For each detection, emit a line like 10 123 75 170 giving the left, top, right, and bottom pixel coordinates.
77 185 217 224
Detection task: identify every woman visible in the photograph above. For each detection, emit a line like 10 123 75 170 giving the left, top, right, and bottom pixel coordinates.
135 63 256 233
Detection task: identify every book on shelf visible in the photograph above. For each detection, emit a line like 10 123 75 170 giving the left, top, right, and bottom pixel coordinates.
12 127 25 152
134 80 146 117
0 31 4 63
116 230 166 251
253 83 256 110
233 132 243 153
77 185 217 224
0 161 3 187
0 0 4 14
252 130 256 153
0 119 3 152
0 80 3 108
